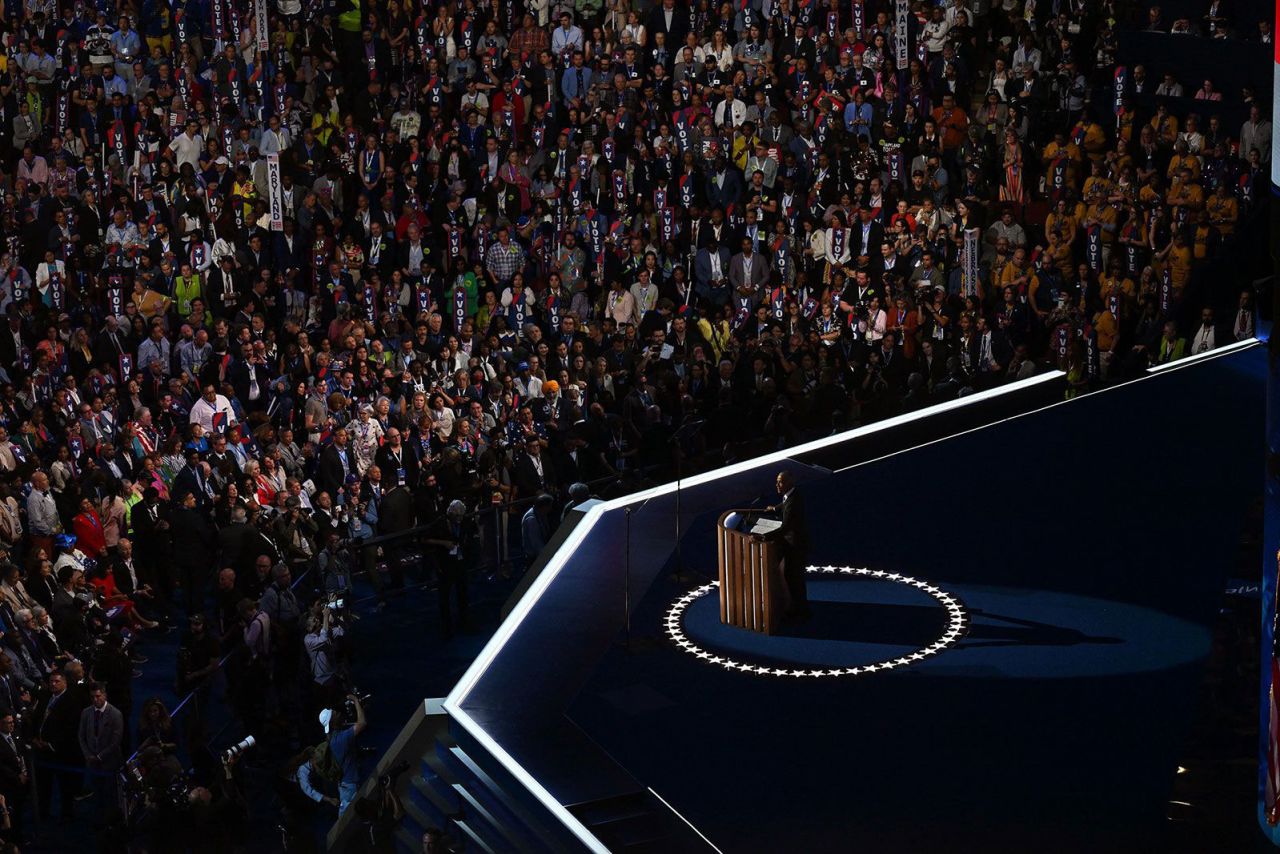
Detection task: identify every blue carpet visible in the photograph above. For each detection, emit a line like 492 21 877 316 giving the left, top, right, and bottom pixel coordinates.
571 567 1214 854
680 576 1209 677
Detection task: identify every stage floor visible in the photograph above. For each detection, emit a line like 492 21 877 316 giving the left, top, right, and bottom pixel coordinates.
448 344 1264 854
568 566 1217 853
559 349 1264 853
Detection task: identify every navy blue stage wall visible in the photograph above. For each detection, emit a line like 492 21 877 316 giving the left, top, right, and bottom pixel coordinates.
561 347 1263 853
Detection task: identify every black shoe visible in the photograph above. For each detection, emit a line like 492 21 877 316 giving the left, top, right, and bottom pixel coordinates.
131 654 149 664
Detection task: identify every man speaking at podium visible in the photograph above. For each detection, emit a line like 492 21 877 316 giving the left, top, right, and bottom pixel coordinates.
773 471 810 621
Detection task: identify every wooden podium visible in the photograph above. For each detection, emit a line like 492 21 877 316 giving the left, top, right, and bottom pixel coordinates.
717 509 782 635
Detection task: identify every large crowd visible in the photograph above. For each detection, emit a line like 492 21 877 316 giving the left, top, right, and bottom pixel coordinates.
0 0 1269 849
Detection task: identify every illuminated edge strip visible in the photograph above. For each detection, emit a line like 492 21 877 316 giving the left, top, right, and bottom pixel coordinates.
1145 337 1258 373
647 786 727 854
664 566 968 678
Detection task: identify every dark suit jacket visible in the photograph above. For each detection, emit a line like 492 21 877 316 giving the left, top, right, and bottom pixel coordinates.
34 687 85 762
168 507 215 570
108 554 144 596
511 453 556 499
728 251 771 296
215 521 252 572
130 500 171 560
78 702 124 770
853 220 886 256
0 731 24 796
26 575 59 613
694 246 732 293
646 4 690 44
704 167 745 210
172 465 211 509
51 590 88 655
777 489 809 558
0 325 30 368
317 444 351 498
374 443 420 490
272 232 308 271
377 487 414 537
364 233 396 278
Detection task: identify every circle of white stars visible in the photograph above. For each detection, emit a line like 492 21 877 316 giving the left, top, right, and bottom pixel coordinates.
664 565 968 678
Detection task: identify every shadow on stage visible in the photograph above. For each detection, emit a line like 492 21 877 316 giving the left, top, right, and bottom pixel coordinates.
778 601 1123 649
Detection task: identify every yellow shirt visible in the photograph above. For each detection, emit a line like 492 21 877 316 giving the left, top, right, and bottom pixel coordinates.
1082 176 1116 202
1093 310 1118 351
1192 225 1216 260
730 134 758 171
1166 182 1203 211
1166 153 1201 181
1044 211 1079 242
1045 242 1073 278
1084 203 1118 244
1150 115 1178 145
1042 140 1083 164
999 261 1032 289
1206 195 1238 235
1078 123 1107 161
1138 185 1163 208
1099 274 1137 309
1165 245 1192 289
1117 111 1134 144
232 180 258 220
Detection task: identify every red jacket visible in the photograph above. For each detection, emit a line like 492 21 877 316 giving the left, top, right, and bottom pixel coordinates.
72 510 107 558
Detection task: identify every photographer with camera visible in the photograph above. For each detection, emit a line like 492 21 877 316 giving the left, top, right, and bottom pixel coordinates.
304 603 347 714
314 694 366 815
353 760 410 853
317 532 355 598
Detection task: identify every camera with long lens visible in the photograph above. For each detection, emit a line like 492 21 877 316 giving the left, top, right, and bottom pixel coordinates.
343 691 371 721
221 735 256 765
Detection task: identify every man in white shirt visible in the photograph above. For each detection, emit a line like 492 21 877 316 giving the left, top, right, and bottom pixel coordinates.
1240 104 1272 162
390 104 421 140
714 84 746 128
922 7 952 57
1011 34 1040 75
169 120 204 170
189 384 238 433
1232 290 1256 341
1154 73 1183 98
1190 307 1219 354
258 115 291 155
26 471 61 555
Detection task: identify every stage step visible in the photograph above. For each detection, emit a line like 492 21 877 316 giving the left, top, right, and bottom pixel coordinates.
452 781 529 852
437 741 556 852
